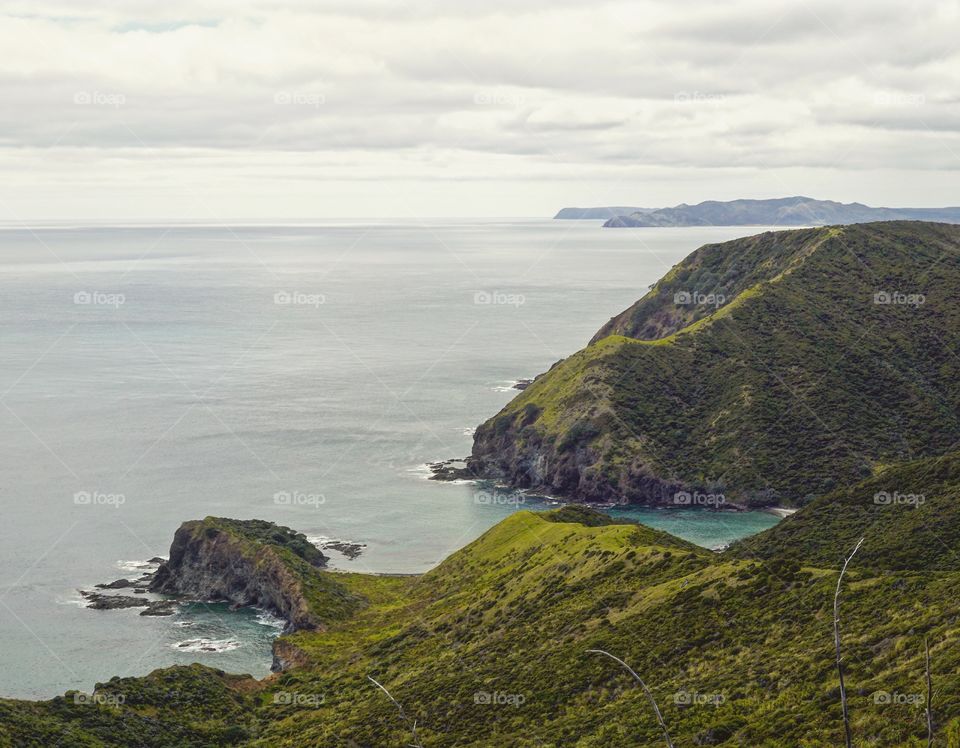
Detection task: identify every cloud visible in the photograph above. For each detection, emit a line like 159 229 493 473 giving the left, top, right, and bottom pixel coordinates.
0 0 958 218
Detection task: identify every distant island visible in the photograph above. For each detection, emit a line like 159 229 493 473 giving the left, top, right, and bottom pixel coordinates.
553 196 960 227
553 206 652 219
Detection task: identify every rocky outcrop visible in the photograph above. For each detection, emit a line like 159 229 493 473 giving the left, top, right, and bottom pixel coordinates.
94 578 136 589
81 591 178 616
150 518 331 633
270 638 312 673
467 417 690 505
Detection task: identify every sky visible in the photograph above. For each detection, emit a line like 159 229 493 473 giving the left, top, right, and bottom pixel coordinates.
1 0 959 220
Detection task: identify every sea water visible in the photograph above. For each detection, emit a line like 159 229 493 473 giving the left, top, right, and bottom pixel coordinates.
0 219 780 697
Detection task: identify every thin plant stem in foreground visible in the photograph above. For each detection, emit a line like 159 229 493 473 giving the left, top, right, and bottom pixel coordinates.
834 537 865 748
925 636 933 748
368 675 424 748
587 649 674 748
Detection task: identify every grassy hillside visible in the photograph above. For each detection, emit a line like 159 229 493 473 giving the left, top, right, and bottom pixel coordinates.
467 221 960 506
733 451 960 571
4 500 960 746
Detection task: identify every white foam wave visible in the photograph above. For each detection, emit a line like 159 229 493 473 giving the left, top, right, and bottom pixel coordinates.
405 463 433 479
115 559 163 573
57 591 90 608
171 638 241 653
254 608 285 629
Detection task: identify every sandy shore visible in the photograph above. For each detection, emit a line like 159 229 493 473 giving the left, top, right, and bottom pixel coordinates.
765 507 799 518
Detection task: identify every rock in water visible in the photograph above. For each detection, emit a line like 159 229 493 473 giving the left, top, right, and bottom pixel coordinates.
94 578 135 590
83 593 151 610
140 600 179 616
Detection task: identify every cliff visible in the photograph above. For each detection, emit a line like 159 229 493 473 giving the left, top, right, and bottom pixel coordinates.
150 517 363 633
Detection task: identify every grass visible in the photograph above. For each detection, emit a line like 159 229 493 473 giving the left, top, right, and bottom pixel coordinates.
6 493 960 745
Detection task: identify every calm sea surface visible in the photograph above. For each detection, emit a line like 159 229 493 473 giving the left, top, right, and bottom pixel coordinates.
0 219 781 697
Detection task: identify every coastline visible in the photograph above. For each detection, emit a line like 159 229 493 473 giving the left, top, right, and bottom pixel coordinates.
427 459 797 517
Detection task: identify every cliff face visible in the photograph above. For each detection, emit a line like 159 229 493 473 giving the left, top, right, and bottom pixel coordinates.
467 404 686 504
467 222 960 507
150 518 348 634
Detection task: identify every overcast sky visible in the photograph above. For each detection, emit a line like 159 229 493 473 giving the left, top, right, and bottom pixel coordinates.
1 0 958 220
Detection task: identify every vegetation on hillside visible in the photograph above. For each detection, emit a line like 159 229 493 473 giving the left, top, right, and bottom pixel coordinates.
188 517 329 567
733 451 960 571
5 491 960 746
469 222 960 506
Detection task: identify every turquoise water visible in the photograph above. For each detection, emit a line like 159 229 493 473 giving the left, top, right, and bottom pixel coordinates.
605 506 779 549
0 220 782 697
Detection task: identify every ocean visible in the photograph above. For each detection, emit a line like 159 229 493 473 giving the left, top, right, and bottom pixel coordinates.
0 219 781 697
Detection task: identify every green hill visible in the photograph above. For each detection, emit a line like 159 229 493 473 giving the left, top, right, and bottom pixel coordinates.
465 221 960 507
733 451 960 571
4 496 960 746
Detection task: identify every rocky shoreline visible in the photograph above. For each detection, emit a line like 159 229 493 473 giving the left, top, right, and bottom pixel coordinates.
426 456 773 512
427 457 476 482
309 537 366 561
81 559 179 617
82 589 179 617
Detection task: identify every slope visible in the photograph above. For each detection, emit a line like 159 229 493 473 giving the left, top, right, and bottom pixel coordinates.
466 222 960 506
